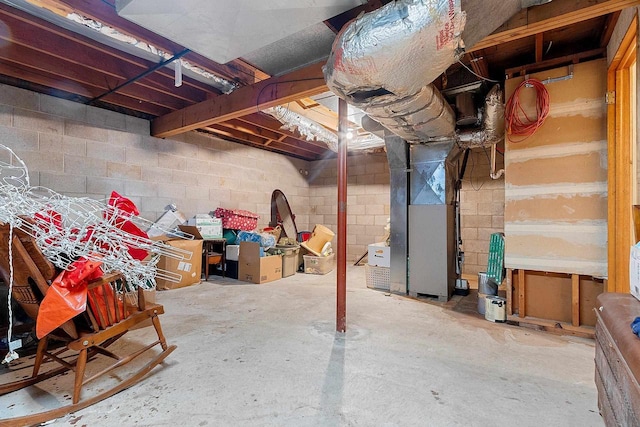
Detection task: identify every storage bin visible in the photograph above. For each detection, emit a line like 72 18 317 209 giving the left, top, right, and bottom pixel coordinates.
278 245 300 278
303 253 335 275
365 264 390 291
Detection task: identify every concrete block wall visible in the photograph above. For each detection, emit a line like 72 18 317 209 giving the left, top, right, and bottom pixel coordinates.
459 148 505 277
0 83 311 232
308 152 390 262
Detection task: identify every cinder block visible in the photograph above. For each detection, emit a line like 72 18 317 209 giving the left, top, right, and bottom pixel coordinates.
14 109 64 135
374 215 388 226
0 84 39 110
461 227 478 240
125 115 149 135
492 216 504 228
39 172 85 193
0 127 37 151
124 180 158 197
159 153 186 170
140 166 173 183
158 183 186 200
126 146 158 166
374 173 390 184
87 107 126 131
478 228 494 241
108 162 142 181
87 141 125 162
477 215 492 228
0 104 12 127
86 176 126 195
40 96 87 122
356 215 375 226
15 150 63 173
64 155 107 177
108 129 142 146
64 120 108 142
185 185 210 200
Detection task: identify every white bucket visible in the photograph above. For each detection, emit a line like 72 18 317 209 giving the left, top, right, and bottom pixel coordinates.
485 296 507 323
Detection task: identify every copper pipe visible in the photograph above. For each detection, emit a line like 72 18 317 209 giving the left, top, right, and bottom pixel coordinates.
336 98 348 332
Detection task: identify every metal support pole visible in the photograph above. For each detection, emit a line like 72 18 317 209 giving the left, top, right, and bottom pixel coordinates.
336 98 348 332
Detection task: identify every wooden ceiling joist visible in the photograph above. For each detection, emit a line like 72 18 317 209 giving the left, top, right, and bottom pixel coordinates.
32 0 261 86
237 114 332 150
470 0 640 52
151 61 328 138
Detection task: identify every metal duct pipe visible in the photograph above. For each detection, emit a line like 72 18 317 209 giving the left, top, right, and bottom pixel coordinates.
324 0 522 143
324 0 464 142
456 84 505 149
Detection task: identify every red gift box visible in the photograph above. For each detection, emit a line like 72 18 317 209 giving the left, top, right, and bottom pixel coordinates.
213 208 259 231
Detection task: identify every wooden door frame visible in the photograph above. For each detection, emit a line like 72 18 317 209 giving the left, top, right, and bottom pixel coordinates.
608 14 638 293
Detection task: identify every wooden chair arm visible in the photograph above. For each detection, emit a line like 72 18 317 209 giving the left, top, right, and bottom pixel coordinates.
86 272 124 290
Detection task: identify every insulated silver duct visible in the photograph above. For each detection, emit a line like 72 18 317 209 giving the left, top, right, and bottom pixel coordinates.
324 0 523 143
456 85 505 149
324 0 465 142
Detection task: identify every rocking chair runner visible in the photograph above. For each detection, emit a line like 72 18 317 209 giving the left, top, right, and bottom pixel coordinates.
0 224 176 425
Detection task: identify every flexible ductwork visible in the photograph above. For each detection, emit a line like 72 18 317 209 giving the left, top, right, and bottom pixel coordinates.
456 85 505 149
324 0 466 142
263 106 385 152
324 0 522 144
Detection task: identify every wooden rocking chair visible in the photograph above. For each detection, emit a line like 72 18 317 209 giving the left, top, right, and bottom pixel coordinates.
0 224 176 425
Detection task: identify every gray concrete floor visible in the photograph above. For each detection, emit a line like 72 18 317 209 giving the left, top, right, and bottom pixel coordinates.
2 266 601 426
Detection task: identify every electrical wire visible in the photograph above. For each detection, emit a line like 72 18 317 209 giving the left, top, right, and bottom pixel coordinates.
457 60 500 83
504 78 550 143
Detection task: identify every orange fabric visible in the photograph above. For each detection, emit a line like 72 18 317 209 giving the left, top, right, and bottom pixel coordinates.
36 257 103 339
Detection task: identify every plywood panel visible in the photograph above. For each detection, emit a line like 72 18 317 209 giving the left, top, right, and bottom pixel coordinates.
525 271 573 323
507 152 607 186
504 58 608 277
505 194 607 222
580 277 604 326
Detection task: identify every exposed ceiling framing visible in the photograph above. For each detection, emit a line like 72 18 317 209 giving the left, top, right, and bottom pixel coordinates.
0 0 635 160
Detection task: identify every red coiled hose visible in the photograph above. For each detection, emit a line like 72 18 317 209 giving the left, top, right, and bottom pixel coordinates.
505 78 550 142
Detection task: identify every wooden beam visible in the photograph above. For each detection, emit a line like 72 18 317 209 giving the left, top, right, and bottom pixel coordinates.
572 274 580 327
518 269 526 318
151 62 327 138
237 114 330 150
504 48 605 78
600 10 621 47
535 33 544 63
506 269 513 316
203 126 321 159
469 0 640 52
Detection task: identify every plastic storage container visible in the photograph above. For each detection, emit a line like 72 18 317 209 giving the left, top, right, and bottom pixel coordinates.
303 253 335 275
365 264 390 291
278 245 300 278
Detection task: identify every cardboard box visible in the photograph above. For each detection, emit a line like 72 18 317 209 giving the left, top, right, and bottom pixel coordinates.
226 244 240 261
238 241 282 284
187 214 223 239
156 239 203 290
147 209 186 238
368 242 390 268
268 245 300 278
